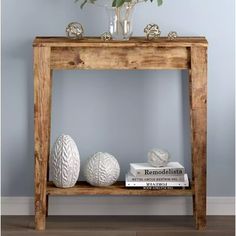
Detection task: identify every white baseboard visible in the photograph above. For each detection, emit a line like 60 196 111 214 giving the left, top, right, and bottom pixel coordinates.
1 196 235 216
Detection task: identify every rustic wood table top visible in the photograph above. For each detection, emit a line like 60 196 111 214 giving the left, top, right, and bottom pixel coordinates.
33 36 208 47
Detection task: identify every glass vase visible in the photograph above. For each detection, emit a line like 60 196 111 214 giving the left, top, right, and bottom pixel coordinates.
105 2 136 40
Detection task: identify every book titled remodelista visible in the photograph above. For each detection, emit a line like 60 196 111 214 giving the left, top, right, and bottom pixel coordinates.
126 172 185 182
130 162 185 177
125 174 189 187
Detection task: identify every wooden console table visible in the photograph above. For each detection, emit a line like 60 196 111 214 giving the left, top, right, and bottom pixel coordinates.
33 37 207 230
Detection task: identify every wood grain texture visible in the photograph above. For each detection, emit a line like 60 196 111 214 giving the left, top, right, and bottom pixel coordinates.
34 46 52 230
33 37 208 48
46 70 53 218
33 37 208 230
189 46 207 230
2 216 234 236
51 47 190 70
47 181 193 196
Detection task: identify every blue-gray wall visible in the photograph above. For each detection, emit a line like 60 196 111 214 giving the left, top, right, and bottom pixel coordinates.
2 0 235 196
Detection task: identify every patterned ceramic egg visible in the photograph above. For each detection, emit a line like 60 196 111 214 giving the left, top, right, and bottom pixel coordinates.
50 135 80 188
84 152 120 187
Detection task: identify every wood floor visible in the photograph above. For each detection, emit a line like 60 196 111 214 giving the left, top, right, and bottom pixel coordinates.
1 216 235 236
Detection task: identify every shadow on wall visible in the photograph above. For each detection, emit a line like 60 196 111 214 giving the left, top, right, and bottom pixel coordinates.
181 70 192 179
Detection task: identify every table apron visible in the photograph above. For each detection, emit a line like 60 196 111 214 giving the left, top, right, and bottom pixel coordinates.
50 46 191 70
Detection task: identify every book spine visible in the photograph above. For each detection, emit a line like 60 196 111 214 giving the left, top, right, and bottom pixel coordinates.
130 166 184 177
143 186 174 190
126 174 189 187
125 181 189 187
126 175 185 182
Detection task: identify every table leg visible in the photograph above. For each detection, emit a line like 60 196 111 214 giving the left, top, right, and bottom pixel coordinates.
34 46 52 230
189 46 207 230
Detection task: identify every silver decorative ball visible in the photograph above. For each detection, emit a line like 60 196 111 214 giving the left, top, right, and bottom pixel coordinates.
66 22 84 39
50 135 80 188
147 148 170 167
144 24 161 40
168 31 178 40
101 32 112 41
84 152 120 187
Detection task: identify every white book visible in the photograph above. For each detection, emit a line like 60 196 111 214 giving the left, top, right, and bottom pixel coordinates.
126 172 185 182
126 174 189 187
130 162 185 177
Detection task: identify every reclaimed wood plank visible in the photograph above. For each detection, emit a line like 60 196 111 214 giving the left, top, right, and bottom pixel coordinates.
34 46 52 230
33 37 208 48
189 46 207 230
46 181 193 196
51 47 190 70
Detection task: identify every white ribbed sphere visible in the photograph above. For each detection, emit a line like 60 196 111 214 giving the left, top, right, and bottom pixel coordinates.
84 152 120 186
50 135 80 188
148 148 170 167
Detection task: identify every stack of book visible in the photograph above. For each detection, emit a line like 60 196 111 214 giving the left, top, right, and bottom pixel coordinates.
125 162 189 188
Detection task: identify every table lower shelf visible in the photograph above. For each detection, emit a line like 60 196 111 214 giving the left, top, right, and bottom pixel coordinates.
47 181 193 196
